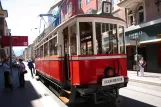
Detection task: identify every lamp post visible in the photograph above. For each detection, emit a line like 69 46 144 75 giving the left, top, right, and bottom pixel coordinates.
9 29 12 76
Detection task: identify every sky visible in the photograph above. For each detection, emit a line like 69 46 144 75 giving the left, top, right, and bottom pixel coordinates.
1 0 58 56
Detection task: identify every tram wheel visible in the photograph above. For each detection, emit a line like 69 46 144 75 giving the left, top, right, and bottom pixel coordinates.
115 97 123 107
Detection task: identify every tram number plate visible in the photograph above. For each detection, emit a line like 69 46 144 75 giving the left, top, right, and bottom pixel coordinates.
102 76 124 86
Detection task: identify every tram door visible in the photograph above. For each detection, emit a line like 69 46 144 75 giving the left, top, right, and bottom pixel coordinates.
63 28 71 83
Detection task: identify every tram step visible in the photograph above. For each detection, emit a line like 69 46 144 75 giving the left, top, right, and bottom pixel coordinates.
65 90 71 94
59 96 69 103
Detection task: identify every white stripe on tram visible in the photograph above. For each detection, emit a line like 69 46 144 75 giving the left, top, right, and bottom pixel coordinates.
71 55 127 60
36 55 126 61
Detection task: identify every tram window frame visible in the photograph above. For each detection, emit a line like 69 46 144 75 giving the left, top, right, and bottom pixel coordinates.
49 36 58 56
40 46 43 57
44 42 49 57
119 25 125 54
79 22 94 55
69 24 77 55
96 22 118 54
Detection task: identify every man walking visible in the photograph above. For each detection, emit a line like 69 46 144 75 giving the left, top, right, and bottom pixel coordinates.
3 58 12 89
18 59 25 88
27 60 34 78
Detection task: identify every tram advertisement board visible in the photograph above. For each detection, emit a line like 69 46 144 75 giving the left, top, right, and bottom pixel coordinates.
2 36 28 47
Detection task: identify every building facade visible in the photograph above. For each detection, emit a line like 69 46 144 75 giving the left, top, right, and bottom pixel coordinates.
0 1 9 64
60 0 114 22
117 0 161 72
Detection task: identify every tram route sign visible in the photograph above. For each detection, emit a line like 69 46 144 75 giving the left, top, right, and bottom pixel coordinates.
2 36 28 47
102 1 112 14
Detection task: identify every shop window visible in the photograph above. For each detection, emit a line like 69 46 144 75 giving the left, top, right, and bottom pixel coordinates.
49 36 57 55
96 22 118 54
128 11 133 26
79 22 93 55
119 25 125 54
138 6 144 24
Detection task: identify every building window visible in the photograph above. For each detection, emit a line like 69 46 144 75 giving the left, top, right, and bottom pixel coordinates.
0 18 4 25
138 6 144 24
0 30 4 36
78 0 82 10
67 2 72 13
86 0 91 4
128 11 133 26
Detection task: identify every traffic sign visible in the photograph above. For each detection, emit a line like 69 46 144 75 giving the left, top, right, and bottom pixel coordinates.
2 36 28 47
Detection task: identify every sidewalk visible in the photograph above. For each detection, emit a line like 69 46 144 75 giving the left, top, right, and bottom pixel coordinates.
128 71 161 86
0 64 64 107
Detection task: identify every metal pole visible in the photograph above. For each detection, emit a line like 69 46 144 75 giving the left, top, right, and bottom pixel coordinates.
136 40 139 76
9 32 12 76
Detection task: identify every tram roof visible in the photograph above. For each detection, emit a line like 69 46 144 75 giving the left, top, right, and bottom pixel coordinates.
35 14 125 47
75 14 125 22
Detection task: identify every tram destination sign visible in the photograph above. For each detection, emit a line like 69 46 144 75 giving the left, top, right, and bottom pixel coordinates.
2 36 28 47
101 1 112 14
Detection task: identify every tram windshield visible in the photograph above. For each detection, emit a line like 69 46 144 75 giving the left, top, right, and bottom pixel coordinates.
95 22 125 54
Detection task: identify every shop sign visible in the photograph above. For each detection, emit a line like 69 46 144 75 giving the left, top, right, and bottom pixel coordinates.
2 36 28 47
128 31 143 40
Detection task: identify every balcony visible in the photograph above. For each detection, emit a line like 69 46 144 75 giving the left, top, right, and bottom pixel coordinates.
118 0 144 8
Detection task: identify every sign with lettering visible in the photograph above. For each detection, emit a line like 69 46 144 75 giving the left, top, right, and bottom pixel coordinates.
2 36 28 47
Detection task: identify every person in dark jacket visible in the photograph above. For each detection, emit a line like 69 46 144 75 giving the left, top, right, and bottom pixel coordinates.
3 58 12 88
27 60 34 78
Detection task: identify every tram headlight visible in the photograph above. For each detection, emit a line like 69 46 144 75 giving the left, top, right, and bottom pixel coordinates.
104 67 115 77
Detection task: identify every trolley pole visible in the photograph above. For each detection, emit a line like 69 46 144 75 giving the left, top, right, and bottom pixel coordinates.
9 32 12 76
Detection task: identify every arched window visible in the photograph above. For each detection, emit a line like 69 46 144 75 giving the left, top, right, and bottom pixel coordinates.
128 10 133 26
138 6 144 23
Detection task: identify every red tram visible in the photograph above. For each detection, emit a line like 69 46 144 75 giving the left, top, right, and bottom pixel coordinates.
34 2 128 106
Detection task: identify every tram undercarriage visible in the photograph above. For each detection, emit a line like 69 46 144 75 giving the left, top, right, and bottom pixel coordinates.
36 70 128 106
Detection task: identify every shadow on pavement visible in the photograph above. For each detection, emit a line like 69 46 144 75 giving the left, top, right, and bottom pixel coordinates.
120 95 155 107
67 95 155 107
0 81 43 107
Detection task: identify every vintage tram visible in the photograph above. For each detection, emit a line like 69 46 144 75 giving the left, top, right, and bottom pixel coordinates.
34 2 128 106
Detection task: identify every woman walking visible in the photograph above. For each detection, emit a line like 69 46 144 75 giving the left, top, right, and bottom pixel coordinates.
18 59 25 88
138 57 146 77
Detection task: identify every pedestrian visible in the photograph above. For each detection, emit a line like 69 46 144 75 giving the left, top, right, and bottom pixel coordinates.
2 58 12 89
138 57 146 77
18 59 25 88
27 60 34 78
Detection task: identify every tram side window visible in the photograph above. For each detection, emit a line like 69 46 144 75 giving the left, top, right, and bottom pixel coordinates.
40 46 43 57
119 25 125 54
49 37 58 55
70 24 77 55
79 22 93 55
96 22 118 54
44 42 49 56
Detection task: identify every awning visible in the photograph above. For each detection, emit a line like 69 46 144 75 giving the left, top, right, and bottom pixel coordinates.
126 23 161 46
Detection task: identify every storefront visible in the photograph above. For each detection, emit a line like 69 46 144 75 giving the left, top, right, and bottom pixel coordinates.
125 22 161 73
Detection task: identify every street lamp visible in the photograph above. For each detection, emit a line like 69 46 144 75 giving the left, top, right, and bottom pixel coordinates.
155 0 161 12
